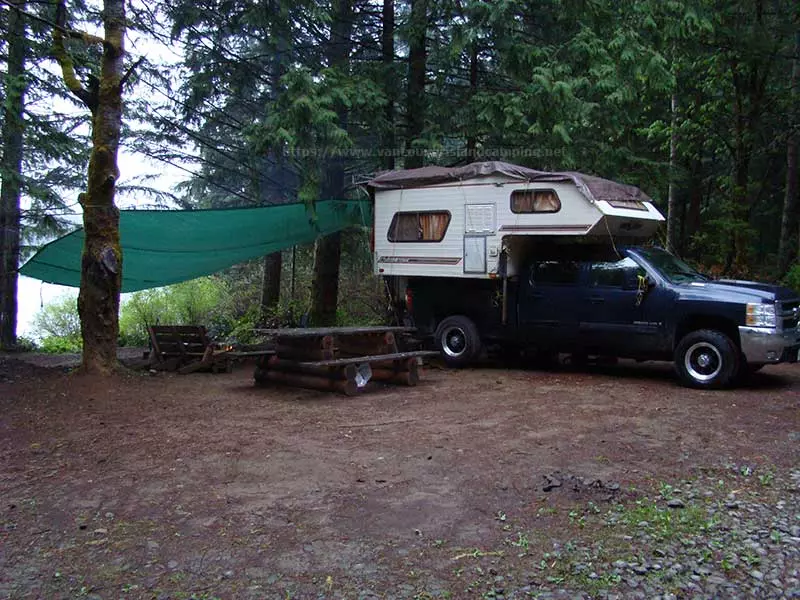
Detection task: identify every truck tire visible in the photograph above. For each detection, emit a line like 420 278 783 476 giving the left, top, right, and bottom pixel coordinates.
674 329 740 389
435 315 481 367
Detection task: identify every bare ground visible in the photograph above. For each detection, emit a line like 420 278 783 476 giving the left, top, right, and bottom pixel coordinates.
0 355 798 599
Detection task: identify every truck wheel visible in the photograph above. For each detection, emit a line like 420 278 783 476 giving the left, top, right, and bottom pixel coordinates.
674 329 740 389
435 315 481 367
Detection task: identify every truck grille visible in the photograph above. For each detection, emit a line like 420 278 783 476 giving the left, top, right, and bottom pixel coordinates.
779 300 800 330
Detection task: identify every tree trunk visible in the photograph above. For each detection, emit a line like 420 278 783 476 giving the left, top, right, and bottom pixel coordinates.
782 123 799 270
727 0 772 274
684 166 703 250
260 251 282 320
405 0 427 169
53 0 127 374
779 31 800 273
309 0 353 326
382 0 395 170
730 148 751 274
0 0 27 349
310 232 341 326
729 68 752 274
666 92 678 253
465 43 479 161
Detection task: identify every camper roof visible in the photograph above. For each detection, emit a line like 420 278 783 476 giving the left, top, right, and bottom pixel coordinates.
368 161 653 206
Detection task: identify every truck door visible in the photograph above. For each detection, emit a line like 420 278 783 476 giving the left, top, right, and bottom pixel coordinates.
579 256 651 354
517 259 582 349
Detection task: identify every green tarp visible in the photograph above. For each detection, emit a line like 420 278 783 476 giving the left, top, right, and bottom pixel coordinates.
20 199 372 292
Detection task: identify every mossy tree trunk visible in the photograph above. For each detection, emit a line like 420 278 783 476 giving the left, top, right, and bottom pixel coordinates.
0 0 27 349
53 0 127 374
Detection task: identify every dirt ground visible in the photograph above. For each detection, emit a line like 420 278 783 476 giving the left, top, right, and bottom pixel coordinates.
1 354 798 599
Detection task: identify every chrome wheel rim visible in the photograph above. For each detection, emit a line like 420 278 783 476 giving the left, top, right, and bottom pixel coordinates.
684 342 722 382
442 327 467 358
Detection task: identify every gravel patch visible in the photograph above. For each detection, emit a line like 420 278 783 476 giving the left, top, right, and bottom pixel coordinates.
496 466 800 599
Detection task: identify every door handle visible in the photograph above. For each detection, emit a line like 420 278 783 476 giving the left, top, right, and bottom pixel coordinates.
529 292 544 299
589 296 605 304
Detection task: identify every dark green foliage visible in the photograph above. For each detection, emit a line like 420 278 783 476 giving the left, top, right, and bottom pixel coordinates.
8 1 93 247
783 263 800 294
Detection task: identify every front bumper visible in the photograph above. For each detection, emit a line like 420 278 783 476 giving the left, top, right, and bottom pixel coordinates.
739 326 800 364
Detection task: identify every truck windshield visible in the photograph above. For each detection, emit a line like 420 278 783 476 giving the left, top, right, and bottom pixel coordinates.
634 247 708 284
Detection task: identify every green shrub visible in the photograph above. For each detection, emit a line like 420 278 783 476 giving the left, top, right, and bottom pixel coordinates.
39 335 81 354
33 294 80 340
226 305 261 344
118 288 171 346
32 295 82 352
784 263 800 294
119 276 231 345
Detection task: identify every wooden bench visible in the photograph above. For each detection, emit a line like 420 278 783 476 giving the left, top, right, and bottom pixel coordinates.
147 325 233 373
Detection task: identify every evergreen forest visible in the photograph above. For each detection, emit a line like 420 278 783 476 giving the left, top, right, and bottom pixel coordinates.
1 0 798 365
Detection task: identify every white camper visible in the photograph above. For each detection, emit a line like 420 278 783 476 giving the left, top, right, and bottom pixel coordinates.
369 161 664 279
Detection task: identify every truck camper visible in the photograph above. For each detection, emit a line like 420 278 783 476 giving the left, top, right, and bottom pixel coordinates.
368 162 800 388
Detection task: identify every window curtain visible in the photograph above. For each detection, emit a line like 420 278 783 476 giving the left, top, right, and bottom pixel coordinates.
513 191 560 213
419 213 449 240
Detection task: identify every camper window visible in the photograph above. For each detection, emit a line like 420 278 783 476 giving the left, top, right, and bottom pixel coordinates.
388 211 451 242
607 199 647 211
511 190 561 214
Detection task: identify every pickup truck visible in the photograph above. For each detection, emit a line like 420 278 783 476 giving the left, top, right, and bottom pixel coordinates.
401 245 800 388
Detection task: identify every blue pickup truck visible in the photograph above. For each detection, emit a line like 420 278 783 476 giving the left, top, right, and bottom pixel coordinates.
402 245 800 388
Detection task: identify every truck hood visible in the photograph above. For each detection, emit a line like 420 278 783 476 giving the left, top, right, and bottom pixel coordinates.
680 279 798 303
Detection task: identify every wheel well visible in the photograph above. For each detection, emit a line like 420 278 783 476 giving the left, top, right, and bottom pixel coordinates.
434 310 477 323
674 316 740 350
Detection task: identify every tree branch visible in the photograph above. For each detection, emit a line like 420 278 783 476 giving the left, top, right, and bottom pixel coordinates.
51 0 100 111
52 34 94 109
119 56 144 91
0 0 104 45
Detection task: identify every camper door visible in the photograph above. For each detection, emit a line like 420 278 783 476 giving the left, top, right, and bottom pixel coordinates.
464 203 495 275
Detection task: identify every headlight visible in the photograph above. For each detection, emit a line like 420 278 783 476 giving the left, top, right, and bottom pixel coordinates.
745 303 776 328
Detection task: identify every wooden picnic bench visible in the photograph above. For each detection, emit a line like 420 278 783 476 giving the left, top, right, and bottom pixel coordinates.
148 325 235 374
252 326 437 395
